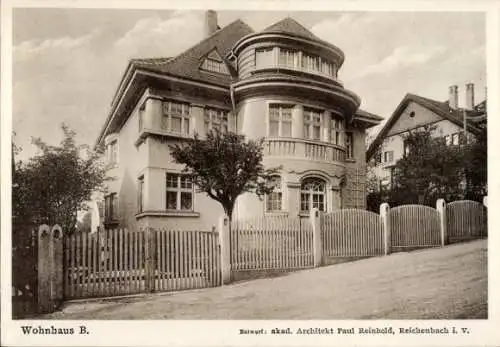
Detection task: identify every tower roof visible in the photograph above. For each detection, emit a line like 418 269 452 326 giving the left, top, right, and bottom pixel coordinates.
262 17 320 41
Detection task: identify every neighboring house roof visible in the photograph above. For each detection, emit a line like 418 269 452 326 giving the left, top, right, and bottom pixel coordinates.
366 93 487 160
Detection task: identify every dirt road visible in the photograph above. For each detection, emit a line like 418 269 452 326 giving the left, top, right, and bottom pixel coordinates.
44 239 487 319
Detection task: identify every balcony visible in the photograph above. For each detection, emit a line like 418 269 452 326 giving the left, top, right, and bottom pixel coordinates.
265 138 346 163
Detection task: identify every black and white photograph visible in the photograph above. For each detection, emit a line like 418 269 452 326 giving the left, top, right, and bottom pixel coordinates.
1 0 499 346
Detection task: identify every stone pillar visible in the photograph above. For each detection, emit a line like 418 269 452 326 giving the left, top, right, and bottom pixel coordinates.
191 104 205 138
37 225 51 313
292 104 303 139
380 203 391 255
310 208 323 267
50 225 64 310
218 215 231 284
436 199 448 247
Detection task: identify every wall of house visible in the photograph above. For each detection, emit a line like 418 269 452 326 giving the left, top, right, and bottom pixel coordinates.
342 128 367 209
373 102 466 187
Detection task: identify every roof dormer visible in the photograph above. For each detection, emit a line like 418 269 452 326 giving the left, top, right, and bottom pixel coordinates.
200 49 229 75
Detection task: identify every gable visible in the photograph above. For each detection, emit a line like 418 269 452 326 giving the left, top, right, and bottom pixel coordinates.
200 49 230 75
387 101 443 136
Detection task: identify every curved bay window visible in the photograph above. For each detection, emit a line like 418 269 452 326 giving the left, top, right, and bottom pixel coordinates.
266 176 282 212
300 177 326 212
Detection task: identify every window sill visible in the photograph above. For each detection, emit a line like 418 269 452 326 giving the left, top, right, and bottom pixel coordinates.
345 158 356 163
106 163 118 170
135 210 200 219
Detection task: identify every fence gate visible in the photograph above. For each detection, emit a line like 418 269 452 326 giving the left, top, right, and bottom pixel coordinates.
322 209 385 257
390 205 441 249
230 217 314 271
12 225 38 318
446 200 487 242
63 228 221 300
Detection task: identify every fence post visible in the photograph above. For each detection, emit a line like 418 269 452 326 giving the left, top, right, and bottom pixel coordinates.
483 195 488 208
436 199 448 247
50 225 64 310
144 227 155 293
310 208 323 267
37 224 52 313
380 203 391 255
218 215 231 285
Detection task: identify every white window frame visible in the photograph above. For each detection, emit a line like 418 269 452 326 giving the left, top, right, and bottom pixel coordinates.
268 104 293 137
451 133 460 146
255 47 274 68
383 151 394 163
204 108 228 133
105 193 118 221
330 115 344 145
107 140 118 166
201 58 228 74
166 173 194 211
266 176 283 212
303 107 323 141
162 100 191 135
300 177 327 212
137 176 144 213
278 48 297 68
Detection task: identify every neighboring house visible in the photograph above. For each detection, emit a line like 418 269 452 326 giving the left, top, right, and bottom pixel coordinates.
96 11 382 231
367 84 487 191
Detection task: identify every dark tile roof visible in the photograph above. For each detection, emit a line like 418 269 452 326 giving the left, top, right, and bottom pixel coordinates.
262 17 321 41
366 93 487 160
132 19 254 87
355 109 384 121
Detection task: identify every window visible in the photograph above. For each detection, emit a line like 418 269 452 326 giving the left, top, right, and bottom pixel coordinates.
278 48 297 68
403 139 411 156
138 176 144 213
269 104 292 137
300 177 326 212
166 173 193 211
330 116 344 145
322 59 336 77
162 101 190 134
201 58 228 74
451 133 459 146
107 140 118 166
345 132 354 158
444 135 451 146
302 53 321 72
384 151 394 163
204 108 228 133
266 176 282 212
105 193 118 221
255 47 274 67
304 108 322 141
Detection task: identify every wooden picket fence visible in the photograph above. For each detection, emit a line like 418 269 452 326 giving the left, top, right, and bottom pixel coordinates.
230 217 314 271
389 205 441 248
322 209 385 257
64 228 221 299
447 200 487 242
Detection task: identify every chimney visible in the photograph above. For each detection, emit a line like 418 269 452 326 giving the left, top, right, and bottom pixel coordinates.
204 10 218 37
466 83 475 110
448 85 458 110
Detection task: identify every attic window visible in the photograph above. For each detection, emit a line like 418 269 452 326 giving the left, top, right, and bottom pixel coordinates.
409 111 415 118
201 57 229 74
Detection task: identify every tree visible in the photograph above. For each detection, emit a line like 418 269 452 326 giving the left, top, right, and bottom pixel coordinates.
12 124 108 233
169 131 281 223
389 125 466 206
463 126 487 201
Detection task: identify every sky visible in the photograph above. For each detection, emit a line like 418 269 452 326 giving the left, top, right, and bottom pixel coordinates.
12 8 486 160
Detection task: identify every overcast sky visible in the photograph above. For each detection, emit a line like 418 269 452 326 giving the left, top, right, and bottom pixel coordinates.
12 9 486 160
